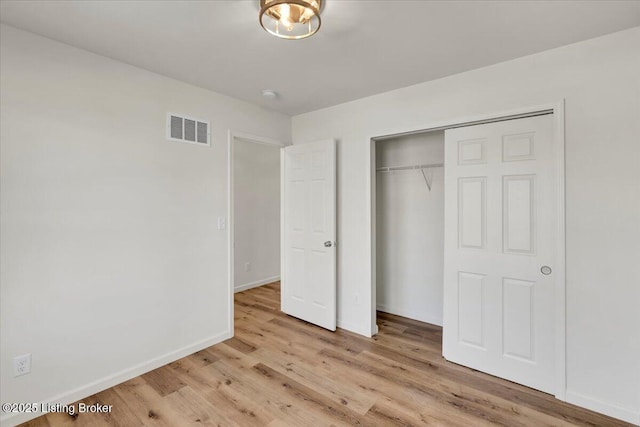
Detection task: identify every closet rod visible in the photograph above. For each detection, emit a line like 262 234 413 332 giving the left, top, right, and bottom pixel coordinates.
376 163 443 173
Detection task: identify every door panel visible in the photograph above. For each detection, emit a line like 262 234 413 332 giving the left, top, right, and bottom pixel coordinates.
502 278 535 361
444 114 556 394
503 175 535 254
457 271 485 348
458 177 486 249
281 140 336 331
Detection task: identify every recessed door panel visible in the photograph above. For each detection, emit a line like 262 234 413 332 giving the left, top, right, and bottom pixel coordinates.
503 175 535 254
503 278 535 361
458 272 485 348
290 180 305 231
311 180 326 233
458 138 487 165
311 249 330 308
289 248 305 301
503 132 535 162
458 177 486 249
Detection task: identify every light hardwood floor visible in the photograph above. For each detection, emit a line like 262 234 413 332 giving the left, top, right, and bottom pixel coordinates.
21 281 631 426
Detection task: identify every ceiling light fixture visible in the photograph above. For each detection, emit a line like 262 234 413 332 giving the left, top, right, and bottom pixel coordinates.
259 0 322 40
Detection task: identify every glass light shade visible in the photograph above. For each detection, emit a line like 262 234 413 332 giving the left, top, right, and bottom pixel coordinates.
260 0 322 40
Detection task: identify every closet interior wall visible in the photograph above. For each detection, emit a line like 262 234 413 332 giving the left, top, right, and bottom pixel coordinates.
376 131 445 326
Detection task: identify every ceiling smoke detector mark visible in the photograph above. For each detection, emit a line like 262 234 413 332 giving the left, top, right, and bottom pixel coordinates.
262 89 278 100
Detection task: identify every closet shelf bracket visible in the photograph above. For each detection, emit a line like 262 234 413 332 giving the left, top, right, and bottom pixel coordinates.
375 162 443 192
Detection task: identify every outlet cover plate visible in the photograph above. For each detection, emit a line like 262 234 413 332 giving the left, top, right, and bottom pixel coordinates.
14 353 31 377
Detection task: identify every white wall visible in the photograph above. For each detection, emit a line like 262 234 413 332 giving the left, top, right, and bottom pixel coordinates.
292 27 640 424
376 133 444 326
0 25 290 426
233 139 281 291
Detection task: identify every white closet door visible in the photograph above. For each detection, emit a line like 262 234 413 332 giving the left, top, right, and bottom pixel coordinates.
281 140 337 331
443 115 557 394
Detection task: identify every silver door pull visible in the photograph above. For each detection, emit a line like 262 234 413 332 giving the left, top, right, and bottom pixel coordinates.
540 266 552 275
324 241 333 248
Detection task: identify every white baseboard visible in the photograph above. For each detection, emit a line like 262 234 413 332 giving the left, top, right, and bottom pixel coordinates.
565 391 640 425
0 330 231 427
376 303 443 327
234 275 280 293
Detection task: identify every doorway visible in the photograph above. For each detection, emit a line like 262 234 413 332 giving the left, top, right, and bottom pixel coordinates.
370 104 566 398
228 132 285 334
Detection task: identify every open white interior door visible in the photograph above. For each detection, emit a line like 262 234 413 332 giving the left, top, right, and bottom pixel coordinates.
443 114 557 394
281 140 336 331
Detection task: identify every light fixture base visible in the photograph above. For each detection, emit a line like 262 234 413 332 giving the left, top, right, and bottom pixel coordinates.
259 0 322 40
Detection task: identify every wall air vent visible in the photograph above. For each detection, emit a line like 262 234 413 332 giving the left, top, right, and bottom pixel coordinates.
167 113 210 146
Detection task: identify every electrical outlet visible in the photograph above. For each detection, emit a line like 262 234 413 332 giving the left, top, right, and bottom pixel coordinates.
13 354 31 377
217 217 226 230
245 262 251 272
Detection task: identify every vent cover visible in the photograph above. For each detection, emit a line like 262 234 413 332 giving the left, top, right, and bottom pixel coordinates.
167 113 210 146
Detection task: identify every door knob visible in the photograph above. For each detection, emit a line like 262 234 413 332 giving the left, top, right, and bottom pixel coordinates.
324 241 333 248
540 266 552 275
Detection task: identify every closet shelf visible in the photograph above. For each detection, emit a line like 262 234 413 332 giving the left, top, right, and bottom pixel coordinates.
376 162 443 191
375 163 443 173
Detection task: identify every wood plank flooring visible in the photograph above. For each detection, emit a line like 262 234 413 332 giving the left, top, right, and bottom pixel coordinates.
21 282 631 426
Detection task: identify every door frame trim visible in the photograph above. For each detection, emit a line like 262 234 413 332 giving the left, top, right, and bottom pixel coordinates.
227 130 287 338
368 100 566 400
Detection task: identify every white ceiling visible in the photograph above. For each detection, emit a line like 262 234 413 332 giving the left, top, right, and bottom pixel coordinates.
1 1 639 115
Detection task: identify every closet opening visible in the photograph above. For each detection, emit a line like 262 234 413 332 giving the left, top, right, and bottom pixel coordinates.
375 130 445 327
370 103 566 397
